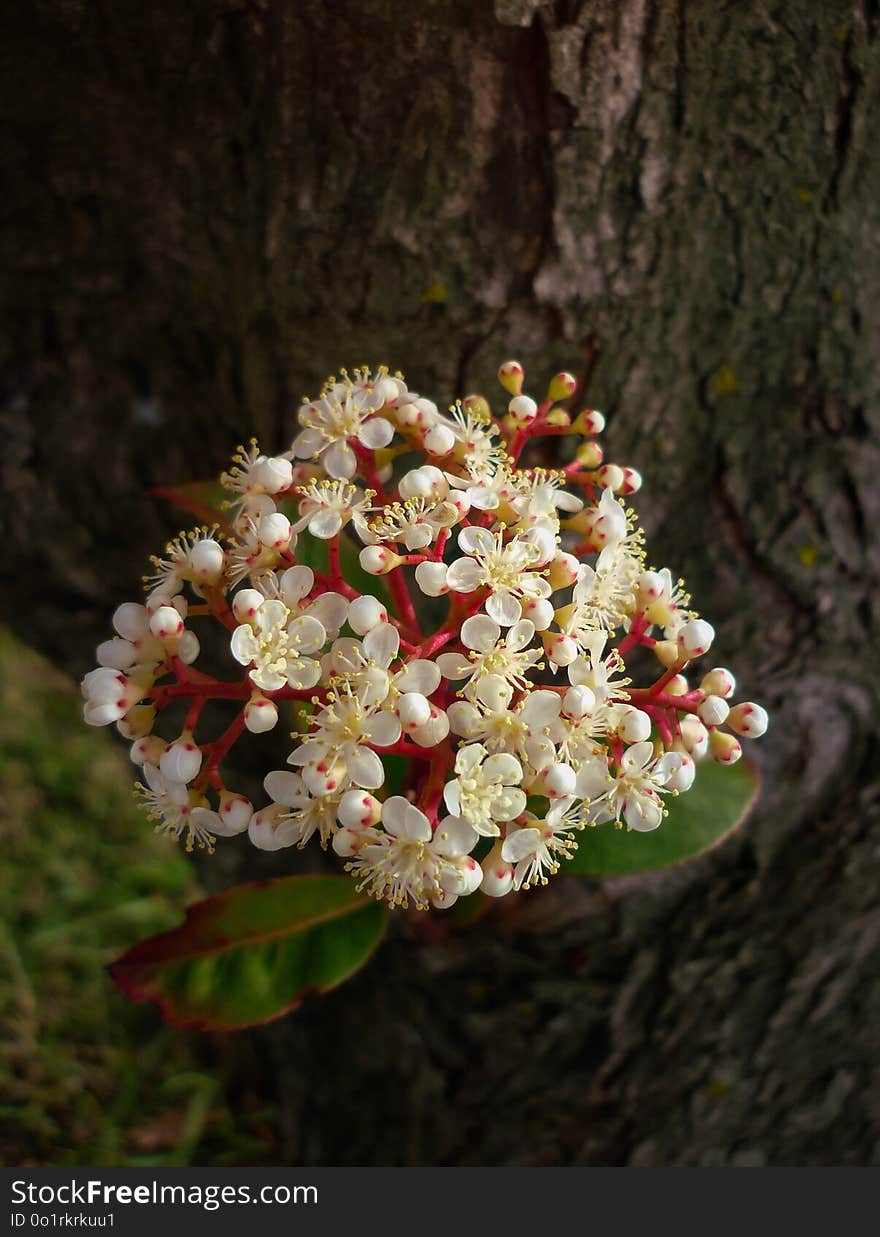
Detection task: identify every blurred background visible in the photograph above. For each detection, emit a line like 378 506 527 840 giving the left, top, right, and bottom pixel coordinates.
1 0 878 1165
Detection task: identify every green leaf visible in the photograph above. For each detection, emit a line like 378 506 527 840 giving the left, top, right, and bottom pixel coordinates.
567 759 759 876
151 481 230 531
108 876 388 1031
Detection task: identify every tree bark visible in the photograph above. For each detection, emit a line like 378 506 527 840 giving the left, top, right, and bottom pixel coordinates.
2 0 879 1164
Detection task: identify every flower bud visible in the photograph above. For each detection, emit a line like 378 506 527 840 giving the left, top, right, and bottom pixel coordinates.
597 464 625 492
176 631 200 665
563 684 596 717
572 409 605 435
536 762 577 800
618 708 652 744
520 596 554 630
130 735 166 766
547 552 579 590
232 589 265 623
575 441 604 469
257 512 292 551
159 734 202 784
97 638 137 671
700 668 736 699
709 729 742 764
620 467 643 495
414 561 449 596
187 538 225 585
665 674 690 697
245 696 279 733
679 715 709 757
250 455 293 494
359 545 403 575
410 704 450 747
545 408 571 428
543 631 578 667
547 372 576 401
399 465 448 501
677 619 715 659
332 827 366 857
337 790 382 830
348 594 389 634
424 423 456 455
214 792 253 836
148 605 184 643
480 842 514 897
727 702 769 738
113 602 149 642
636 571 666 606
508 395 538 424
698 695 730 727
397 692 432 730
498 360 524 396
653 639 680 669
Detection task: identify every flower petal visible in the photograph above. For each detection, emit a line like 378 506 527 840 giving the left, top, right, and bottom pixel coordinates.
461 613 501 653
347 745 385 790
486 589 522 626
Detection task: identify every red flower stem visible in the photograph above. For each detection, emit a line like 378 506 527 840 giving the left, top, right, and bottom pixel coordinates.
377 739 434 760
387 565 421 636
203 587 238 632
184 696 206 733
506 399 555 463
327 534 342 584
617 612 648 657
197 712 247 787
419 740 452 825
354 442 390 504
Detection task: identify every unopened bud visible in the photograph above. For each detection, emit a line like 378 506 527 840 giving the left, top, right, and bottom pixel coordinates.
257 512 292 550
130 735 166 766
498 360 524 396
547 552 579 590
250 455 293 494
575 441 604 469
597 464 625 492
698 695 730 727
159 734 202 784
618 708 652 744
463 394 491 419
677 619 715 659
232 589 265 623
573 409 605 435
508 395 538 424
337 790 382 830
709 729 742 764
700 668 736 699
149 605 184 643
188 538 225 585
547 372 576 401
359 545 403 576
545 408 571 428
424 423 455 455
665 674 689 697
397 692 432 730
348 595 389 634
214 792 253 836
679 715 709 757
620 467 642 495
479 842 514 897
653 640 680 669
414 561 449 596
543 631 578 667
727 702 769 738
245 696 279 733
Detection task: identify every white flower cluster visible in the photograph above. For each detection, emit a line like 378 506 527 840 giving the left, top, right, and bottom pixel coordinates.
82 362 768 909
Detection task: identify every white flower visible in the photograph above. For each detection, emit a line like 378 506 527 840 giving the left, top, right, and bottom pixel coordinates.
442 743 527 837
594 741 684 831
558 543 641 639
501 799 586 889
274 565 349 638
345 797 480 909
445 527 551 626
263 770 340 848
637 567 694 637
437 614 541 703
508 469 583 530
136 764 213 853
567 633 630 701
292 373 399 479
189 793 253 839
365 495 461 551
221 441 294 513
230 598 326 692
293 479 373 540
288 683 401 796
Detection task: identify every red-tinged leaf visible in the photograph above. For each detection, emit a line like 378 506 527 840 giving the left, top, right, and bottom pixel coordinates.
108 875 388 1031
567 758 760 876
151 481 231 531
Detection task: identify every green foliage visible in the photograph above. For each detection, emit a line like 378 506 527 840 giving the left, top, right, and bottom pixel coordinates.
0 630 274 1165
566 759 759 876
109 877 388 1031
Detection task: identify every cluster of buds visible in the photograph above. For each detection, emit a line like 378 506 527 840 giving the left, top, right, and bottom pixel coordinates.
82 361 768 910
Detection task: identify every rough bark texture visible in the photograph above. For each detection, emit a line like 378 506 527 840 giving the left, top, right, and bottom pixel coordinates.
2 0 879 1165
